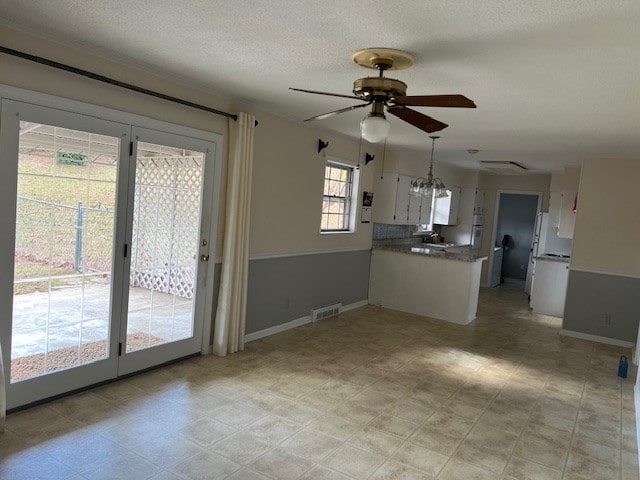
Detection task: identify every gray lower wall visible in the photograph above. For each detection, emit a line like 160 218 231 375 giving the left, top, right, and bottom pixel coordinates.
245 249 371 334
563 269 640 342
210 249 371 340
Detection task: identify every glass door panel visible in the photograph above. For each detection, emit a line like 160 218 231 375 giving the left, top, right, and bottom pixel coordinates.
125 141 205 353
0 99 130 409
117 127 214 376
11 122 119 381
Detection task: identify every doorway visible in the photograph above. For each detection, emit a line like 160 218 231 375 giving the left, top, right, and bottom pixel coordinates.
492 191 541 293
0 99 218 409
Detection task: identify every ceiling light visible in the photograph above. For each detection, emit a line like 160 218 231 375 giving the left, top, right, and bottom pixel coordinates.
409 136 448 198
360 112 391 143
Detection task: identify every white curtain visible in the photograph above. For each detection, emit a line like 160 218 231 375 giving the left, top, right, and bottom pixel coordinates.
0 341 5 432
213 112 255 356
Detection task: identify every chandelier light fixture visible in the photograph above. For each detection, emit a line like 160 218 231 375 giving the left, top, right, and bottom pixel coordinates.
409 136 448 198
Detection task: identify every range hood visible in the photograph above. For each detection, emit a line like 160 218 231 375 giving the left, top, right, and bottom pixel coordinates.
479 161 528 175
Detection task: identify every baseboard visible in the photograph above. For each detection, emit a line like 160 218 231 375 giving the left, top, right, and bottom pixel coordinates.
244 299 368 343
342 299 369 312
636 379 640 476
559 329 634 348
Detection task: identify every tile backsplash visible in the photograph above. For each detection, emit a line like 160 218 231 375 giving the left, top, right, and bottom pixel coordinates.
373 223 416 240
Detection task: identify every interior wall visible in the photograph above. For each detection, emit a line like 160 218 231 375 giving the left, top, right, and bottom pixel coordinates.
382 148 468 189
571 159 640 275
550 166 581 192
250 114 377 257
477 173 551 285
563 158 640 343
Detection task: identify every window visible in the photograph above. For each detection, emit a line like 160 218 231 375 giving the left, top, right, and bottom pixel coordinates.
320 159 359 233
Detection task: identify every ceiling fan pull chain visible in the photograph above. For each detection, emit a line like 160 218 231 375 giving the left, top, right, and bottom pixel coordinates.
380 137 387 179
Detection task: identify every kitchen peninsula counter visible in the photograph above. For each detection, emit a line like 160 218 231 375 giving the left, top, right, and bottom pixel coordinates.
374 242 487 262
369 244 487 325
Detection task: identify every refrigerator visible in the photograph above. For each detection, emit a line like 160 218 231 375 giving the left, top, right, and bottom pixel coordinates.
525 212 547 295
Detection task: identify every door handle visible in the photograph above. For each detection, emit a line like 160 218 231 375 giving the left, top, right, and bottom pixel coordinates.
200 254 210 262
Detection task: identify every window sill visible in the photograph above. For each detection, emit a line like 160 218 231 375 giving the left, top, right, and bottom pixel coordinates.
320 230 355 235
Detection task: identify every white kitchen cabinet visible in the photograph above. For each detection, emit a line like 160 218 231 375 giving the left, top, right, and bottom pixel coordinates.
490 247 503 287
473 189 485 215
558 190 577 239
373 172 428 225
432 186 461 225
408 192 422 224
530 258 569 317
419 194 432 224
373 173 406 224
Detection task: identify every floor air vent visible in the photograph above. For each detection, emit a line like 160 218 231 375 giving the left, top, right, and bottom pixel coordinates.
310 303 342 322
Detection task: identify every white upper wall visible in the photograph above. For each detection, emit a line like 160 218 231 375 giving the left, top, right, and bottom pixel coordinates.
550 166 581 192
382 148 471 189
571 159 640 276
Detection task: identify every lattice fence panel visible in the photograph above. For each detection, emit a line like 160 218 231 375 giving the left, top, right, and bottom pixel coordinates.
130 156 203 299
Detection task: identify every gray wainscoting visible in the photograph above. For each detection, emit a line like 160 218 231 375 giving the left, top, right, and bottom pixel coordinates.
244 249 371 334
563 269 640 342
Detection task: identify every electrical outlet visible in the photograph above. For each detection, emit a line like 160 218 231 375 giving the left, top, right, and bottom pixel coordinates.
604 313 612 326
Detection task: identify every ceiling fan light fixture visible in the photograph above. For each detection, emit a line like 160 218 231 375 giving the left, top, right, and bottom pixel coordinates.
360 113 390 143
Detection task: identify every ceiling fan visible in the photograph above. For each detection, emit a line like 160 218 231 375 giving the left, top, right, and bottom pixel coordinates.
290 48 476 143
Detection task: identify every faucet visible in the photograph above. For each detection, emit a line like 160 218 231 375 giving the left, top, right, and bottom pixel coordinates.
423 232 439 243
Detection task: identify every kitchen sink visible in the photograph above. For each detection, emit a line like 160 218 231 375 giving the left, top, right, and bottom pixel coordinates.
411 246 445 254
422 242 456 249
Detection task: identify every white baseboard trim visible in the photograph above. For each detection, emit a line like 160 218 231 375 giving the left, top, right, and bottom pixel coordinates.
244 316 311 343
342 299 369 312
559 329 634 348
635 381 640 476
244 299 369 343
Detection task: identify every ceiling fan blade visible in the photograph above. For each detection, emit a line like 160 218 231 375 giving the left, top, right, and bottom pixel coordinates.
304 102 371 122
387 106 448 133
290 87 362 101
393 94 476 108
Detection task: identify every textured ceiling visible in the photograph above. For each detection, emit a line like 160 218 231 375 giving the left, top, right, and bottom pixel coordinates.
0 1 638 172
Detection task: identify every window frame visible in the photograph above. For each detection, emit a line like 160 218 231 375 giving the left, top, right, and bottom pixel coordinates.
319 157 360 234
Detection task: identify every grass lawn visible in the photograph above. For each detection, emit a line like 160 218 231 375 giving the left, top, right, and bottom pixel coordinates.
15 151 117 293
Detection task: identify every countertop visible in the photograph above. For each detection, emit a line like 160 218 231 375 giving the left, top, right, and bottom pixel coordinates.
534 254 571 264
373 243 487 263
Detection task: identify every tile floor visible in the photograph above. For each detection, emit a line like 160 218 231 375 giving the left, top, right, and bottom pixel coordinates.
1 285 638 479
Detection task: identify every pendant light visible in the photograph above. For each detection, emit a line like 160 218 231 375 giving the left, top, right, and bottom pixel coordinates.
409 136 448 198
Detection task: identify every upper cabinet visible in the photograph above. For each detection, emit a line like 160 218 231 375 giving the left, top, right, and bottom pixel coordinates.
419 194 432 224
558 190 577 239
374 173 432 225
547 190 577 240
433 186 461 225
473 189 485 215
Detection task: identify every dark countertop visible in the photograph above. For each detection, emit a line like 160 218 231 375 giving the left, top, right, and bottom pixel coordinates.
373 243 487 263
534 254 571 264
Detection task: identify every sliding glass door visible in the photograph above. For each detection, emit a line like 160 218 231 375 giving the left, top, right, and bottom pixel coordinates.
0 100 216 409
